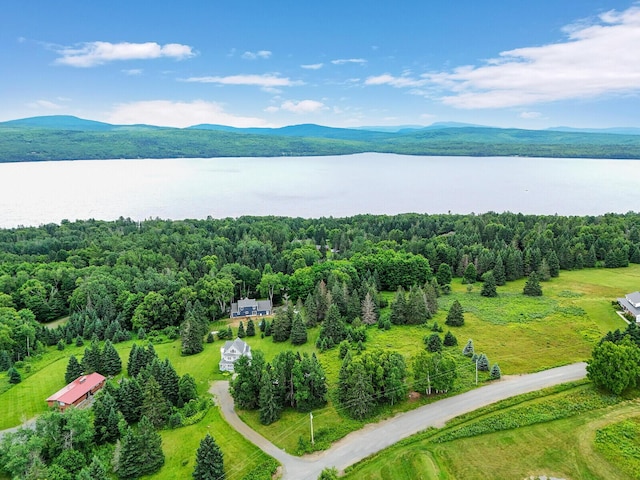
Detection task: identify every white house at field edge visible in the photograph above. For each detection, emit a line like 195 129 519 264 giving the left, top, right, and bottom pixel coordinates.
618 291 640 321
219 338 252 372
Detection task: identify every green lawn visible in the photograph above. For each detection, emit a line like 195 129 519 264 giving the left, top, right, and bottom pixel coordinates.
343 384 639 480
1 265 637 476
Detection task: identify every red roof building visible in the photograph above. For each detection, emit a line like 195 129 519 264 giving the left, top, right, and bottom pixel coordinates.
46 372 106 411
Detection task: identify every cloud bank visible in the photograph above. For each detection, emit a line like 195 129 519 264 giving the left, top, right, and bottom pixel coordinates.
55 41 195 67
105 100 267 128
366 6 640 109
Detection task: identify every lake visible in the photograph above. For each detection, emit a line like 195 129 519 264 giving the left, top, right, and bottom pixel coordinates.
0 153 638 228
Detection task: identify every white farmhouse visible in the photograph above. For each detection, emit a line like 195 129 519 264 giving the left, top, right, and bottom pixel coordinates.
618 291 640 322
219 338 252 372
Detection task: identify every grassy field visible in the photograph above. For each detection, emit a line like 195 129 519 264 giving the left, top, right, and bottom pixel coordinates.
0 265 638 477
343 383 640 480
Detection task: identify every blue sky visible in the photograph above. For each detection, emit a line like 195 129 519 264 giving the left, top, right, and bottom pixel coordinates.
2 1 640 128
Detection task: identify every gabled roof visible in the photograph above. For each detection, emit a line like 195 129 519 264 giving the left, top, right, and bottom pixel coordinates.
46 372 106 405
237 298 258 309
627 291 640 306
257 300 272 311
222 338 251 355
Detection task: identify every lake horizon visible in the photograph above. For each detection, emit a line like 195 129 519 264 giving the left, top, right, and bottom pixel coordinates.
1 153 638 228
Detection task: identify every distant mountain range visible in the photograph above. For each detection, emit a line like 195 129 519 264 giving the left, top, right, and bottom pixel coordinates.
2 115 640 162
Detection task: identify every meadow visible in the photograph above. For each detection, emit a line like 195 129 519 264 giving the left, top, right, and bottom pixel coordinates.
0 265 638 478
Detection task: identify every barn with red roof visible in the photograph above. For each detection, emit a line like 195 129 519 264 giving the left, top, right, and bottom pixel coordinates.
46 372 106 411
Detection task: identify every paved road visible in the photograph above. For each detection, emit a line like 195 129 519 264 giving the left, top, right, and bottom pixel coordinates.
210 362 587 480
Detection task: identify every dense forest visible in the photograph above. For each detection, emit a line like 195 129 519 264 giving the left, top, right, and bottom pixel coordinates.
1 212 639 365
3 116 640 161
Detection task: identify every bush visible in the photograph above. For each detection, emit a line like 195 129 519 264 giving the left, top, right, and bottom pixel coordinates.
490 363 501 379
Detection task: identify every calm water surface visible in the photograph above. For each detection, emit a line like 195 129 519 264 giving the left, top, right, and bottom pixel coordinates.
0 153 638 227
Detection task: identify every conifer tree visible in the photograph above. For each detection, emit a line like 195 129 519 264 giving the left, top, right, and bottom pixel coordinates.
82 337 102 374
101 340 122 376
77 456 108 480
141 376 169 429
94 390 122 444
443 331 458 347
118 377 143 424
259 368 281 425
423 282 439 314
523 272 543 296
290 312 308 345
490 363 502 379
272 309 292 342
493 254 506 286
462 339 474 357
237 321 246 338
463 263 477 284
445 300 465 327
426 333 443 353
476 353 490 371
127 344 141 377
361 291 378 325
7 366 21 384
246 319 255 337
390 287 406 325
304 293 318 327
436 263 452 286
181 316 204 355
65 355 84 384
317 304 347 349
406 286 430 324
192 433 225 480
480 271 497 297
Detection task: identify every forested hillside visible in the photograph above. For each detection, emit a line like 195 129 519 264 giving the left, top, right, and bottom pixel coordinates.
3 116 640 161
0 212 639 363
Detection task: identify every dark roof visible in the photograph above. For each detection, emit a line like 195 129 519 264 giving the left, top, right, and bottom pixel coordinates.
46 372 106 405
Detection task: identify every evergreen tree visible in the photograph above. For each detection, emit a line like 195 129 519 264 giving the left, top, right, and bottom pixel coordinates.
476 353 490 371
436 263 452 286
493 254 506 286
426 333 443 353
316 304 347 349
141 376 169 429
290 312 308 346
0 350 11 371
343 360 375 420
178 373 198 405
423 282 439 314
259 368 281 425
405 286 430 324
390 287 406 325
101 340 122 376
490 363 502 379
304 293 318 327
271 309 292 342
117 378 143 424
293 353 328 412
480 271 497 297
463 263 477 284
8 366 21 384
445 300 465 327
77 456 108 480
538 259 551 281
82 338 102 374
206 332 215 343
246 319 256 337
65 355 84 384
127 344 141 377
192 433 225 480
523 272 543 296
181 317 204 356
230 351 265 410
547 251 560 277
361 291 378 325
443 331 458 347
157 358 181 406
462 339 474 357
118 415 164 478
56 339 65 351
93 390 122 444
237 321 246 338
586 245 597 268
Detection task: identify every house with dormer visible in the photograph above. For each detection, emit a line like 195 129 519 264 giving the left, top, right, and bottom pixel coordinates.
618 291 640 321
230 298 272 318
219 338 252 372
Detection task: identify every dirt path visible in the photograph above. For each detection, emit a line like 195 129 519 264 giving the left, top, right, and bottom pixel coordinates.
210 362 587 480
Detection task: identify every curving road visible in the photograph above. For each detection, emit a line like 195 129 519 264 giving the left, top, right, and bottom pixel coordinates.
210 362 587 480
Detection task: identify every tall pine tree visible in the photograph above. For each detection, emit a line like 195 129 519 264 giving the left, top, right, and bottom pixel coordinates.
192 433 225 480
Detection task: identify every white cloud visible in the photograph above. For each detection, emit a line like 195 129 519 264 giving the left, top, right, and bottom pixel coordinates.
520 111 542 119
54 41 195 67
27 99 63 110
331 58 367 65
184 74 302 88
301 63 323 70
361 7 640 109
365 74 427 88
241 50 272 60
122 69 143 76
265 100 327 114
427 6 640 108
104 100 268 128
